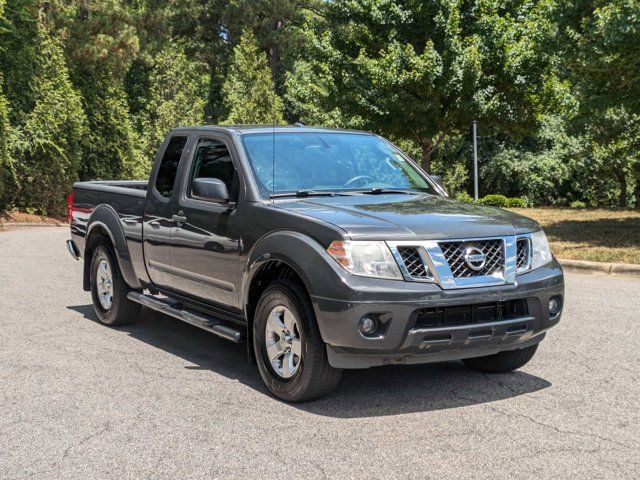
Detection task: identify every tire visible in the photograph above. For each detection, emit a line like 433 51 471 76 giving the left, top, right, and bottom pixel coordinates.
89 242 141 326
462 344 539 373
253 279 342 402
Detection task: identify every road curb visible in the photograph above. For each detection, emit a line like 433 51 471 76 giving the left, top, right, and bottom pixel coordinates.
0 222 66 229
559 258 640 277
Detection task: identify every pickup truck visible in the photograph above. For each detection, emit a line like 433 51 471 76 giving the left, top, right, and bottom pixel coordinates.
67 125 564 402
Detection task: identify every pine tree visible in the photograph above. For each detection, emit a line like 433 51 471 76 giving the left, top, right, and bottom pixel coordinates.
222 29 284 125
142 43 209 155
66 0 146 180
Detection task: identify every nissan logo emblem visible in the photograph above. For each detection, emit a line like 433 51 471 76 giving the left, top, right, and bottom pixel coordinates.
464 247 486 271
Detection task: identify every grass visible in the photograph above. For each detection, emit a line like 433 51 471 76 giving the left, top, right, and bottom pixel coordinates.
510 208 640 265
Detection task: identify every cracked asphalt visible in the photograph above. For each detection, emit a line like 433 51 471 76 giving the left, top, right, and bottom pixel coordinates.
1 227 639 479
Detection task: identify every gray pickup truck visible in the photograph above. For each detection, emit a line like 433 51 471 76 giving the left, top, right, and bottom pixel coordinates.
67 125 564 402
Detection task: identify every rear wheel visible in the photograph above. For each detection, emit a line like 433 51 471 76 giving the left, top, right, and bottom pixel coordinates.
462 344 539 373
90 243 141 326
253 279 342 402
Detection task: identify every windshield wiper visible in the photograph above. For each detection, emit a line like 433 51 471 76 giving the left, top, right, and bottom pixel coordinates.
270 190 347 199
354 188 422 195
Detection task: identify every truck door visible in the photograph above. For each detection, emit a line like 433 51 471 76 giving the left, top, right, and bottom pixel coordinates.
143 134 190 290
168 135 242 309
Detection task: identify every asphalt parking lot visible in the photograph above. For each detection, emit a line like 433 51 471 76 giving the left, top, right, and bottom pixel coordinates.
1 227 639 479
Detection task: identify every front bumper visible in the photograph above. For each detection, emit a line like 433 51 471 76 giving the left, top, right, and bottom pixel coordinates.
311 260 564 369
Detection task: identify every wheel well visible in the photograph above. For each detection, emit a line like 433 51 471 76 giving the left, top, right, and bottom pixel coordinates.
83 226 112 291
245 260 309 363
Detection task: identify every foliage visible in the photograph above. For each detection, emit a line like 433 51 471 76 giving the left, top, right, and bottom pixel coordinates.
286 0 559 173
142 43 209 157
557 0 640 116
4 16 86 214
478 194 509 207
79 75 147 180
505 197 528 208
1 0 640 213
222 29 284 125
455 192 473 203
480 116 579 206
477 194 528 208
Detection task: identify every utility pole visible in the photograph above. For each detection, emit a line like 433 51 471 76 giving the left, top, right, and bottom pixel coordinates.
473 120 479 201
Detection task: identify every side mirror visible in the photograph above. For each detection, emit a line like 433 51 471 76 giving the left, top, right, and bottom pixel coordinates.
192 178 230 203
430 175 447 195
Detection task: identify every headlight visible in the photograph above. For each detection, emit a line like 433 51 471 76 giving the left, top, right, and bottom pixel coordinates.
531 229 552 269
327 240 403 280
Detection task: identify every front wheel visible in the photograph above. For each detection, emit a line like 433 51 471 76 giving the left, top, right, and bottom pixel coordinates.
462 344 539 373
253 280 342 402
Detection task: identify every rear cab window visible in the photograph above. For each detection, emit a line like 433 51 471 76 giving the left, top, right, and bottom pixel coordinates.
155 136 188 198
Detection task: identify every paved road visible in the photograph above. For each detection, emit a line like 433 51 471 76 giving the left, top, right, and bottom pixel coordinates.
1 228 638 479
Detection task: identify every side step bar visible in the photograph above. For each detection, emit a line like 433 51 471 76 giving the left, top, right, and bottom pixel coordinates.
127 292 244 343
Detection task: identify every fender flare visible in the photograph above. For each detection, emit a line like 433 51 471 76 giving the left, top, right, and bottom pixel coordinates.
84 204 142 290
241 230 329 312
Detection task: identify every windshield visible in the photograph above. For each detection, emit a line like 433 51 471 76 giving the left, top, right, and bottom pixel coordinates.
240 132 438 197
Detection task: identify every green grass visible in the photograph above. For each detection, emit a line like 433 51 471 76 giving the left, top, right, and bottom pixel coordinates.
509 208 640 265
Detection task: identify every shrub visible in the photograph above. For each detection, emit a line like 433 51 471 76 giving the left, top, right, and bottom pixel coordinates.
479 194 509 207
455 192 474 203
505 197 528 208
570 200 586 208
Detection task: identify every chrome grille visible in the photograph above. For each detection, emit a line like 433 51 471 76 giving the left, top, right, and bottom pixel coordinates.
439 239 504 278
516 237 531 272
397 247 429 279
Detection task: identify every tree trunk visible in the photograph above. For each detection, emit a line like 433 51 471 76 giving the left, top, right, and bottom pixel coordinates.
420 139 433 174
616 171 628 208
268 20 283 86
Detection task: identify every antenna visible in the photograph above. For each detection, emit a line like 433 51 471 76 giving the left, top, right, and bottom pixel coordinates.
271 115 276 202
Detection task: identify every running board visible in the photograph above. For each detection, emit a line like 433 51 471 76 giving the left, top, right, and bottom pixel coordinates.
127 292 243 343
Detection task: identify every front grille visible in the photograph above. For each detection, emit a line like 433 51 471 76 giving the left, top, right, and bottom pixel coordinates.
413 299 528 329
397 247 429 279
516 237 531 272
439 239 504 278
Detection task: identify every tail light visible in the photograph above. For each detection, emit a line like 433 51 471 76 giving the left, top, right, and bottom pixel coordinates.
67 192 74 223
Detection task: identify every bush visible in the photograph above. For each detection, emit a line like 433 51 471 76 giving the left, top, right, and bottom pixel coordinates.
455 192 474 203
570 200 587 208
505 197 528 208
479 194 509 207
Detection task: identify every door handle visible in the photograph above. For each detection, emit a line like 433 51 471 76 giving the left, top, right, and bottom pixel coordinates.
172 211 187 225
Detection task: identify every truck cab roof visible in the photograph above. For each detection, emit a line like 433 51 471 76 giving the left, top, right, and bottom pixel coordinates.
170 124 374 136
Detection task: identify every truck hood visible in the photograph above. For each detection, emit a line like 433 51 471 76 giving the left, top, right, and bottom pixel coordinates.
276 194 540 240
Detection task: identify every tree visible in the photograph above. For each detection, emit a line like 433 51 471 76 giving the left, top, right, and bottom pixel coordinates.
222 29 284 124
225 0 322 93
65 0 147 179
5 13 86 214
290 0 558 173
557 0 640 116
142 43 209 155
554 1 640 206
0 0 11 207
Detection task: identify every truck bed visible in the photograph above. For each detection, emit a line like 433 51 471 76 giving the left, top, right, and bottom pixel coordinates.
73 180 148 197
70 180 150 277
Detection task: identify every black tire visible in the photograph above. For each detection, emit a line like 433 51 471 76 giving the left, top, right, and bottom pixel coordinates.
253 279 342 402
89 242 141 326
462 344 539 373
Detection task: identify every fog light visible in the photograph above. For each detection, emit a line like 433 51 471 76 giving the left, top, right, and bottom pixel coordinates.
359 316 377 335
549 296 561 316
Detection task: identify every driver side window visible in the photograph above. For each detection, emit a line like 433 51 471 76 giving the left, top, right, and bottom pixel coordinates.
188 138 239 202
